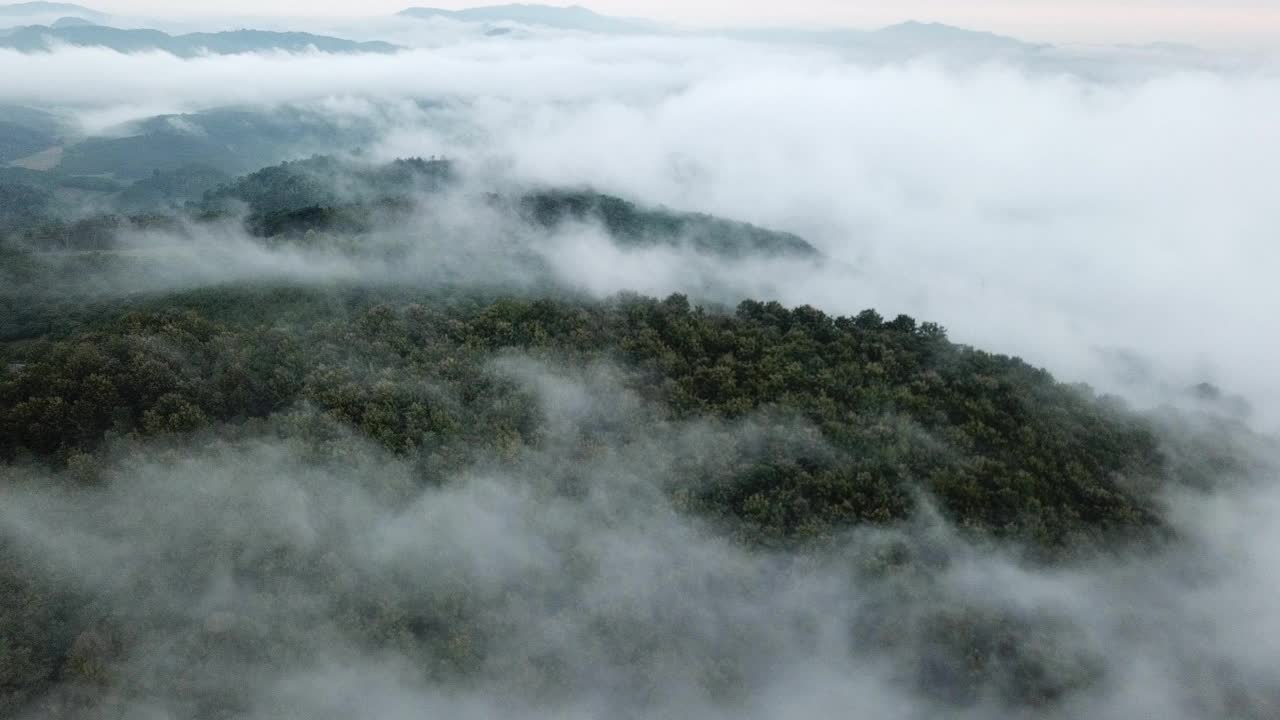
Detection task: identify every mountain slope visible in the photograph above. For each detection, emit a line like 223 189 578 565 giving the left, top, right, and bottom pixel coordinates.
56 108 380 180
116 164 232 211
519 189 819 259
0 280 1240 717
0 121 55 163
0 24 400 55
197 156 819 259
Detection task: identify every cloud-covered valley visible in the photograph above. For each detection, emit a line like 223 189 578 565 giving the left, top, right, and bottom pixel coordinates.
3 32 1275 423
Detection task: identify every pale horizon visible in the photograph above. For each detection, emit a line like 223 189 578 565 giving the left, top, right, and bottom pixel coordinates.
39 0 1280 48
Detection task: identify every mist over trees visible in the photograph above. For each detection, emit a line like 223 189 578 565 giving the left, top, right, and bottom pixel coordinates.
0 4 1278 719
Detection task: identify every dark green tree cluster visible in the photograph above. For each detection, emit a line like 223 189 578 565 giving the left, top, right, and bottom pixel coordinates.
202 155 453 217
2 289 1168 548
0 286 1267 719
0 182 53 231
521 190 819 259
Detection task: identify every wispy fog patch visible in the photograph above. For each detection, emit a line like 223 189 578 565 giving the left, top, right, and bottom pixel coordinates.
1 360 1278 718
378 60 1280 424
5 35 1229 418
5 183 825 307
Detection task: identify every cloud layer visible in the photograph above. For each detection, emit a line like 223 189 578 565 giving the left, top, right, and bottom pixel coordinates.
4 33 1275 424
2 360 1278 718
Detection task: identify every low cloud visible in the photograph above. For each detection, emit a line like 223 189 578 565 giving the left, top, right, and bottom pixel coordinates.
1 360 1277 718
3 32 1274 421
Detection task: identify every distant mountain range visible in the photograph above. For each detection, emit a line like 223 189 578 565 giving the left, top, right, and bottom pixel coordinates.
49 15 94 27
1 2 1048 59
0 24 400 55
0 2 105 19
397 4 1044 55
730 20 1046 56
399 4 659 34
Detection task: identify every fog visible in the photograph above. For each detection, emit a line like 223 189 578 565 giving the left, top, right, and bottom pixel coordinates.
2 359 1277 718
3 31 1276 422
2 16 1279 719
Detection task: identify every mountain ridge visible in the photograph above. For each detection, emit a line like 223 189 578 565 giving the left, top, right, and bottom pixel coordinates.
0 1 104 18
399 3 659 33
396 5 1045 54
0 23 400 55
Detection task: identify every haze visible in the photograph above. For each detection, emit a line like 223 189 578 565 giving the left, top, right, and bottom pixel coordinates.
89 0 1280 46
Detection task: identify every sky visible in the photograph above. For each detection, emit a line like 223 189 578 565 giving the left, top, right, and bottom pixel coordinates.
81 0 1280 46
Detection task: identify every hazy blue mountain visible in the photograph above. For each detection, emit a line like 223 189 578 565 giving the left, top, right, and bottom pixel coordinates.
0 121 55 163
0 166 54 187
178 29 398 55
0 104 62 140
397 6 1038 56
0 24 400 55
400 4 658 33
873 21 1042 52
0 166 122 202
0 105 62 164
49 14 94 27
730 20 1044 56
0 2 105 19
0 104 57 129
58 108 383 181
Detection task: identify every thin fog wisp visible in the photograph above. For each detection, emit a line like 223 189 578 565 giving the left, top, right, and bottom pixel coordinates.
2 360 1279 718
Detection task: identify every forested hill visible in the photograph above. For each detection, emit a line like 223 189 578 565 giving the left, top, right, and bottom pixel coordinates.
2 280 1262 716
518 190 818 259
0 287 1208 549
0 155 822 261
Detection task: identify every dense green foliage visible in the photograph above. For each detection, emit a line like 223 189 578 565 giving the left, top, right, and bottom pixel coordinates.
0 182 53 228
521 190 820 259
0 282 1246 717
0 288 1165 548
204 155 453 216
0 155 822 264
116 165 231 211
